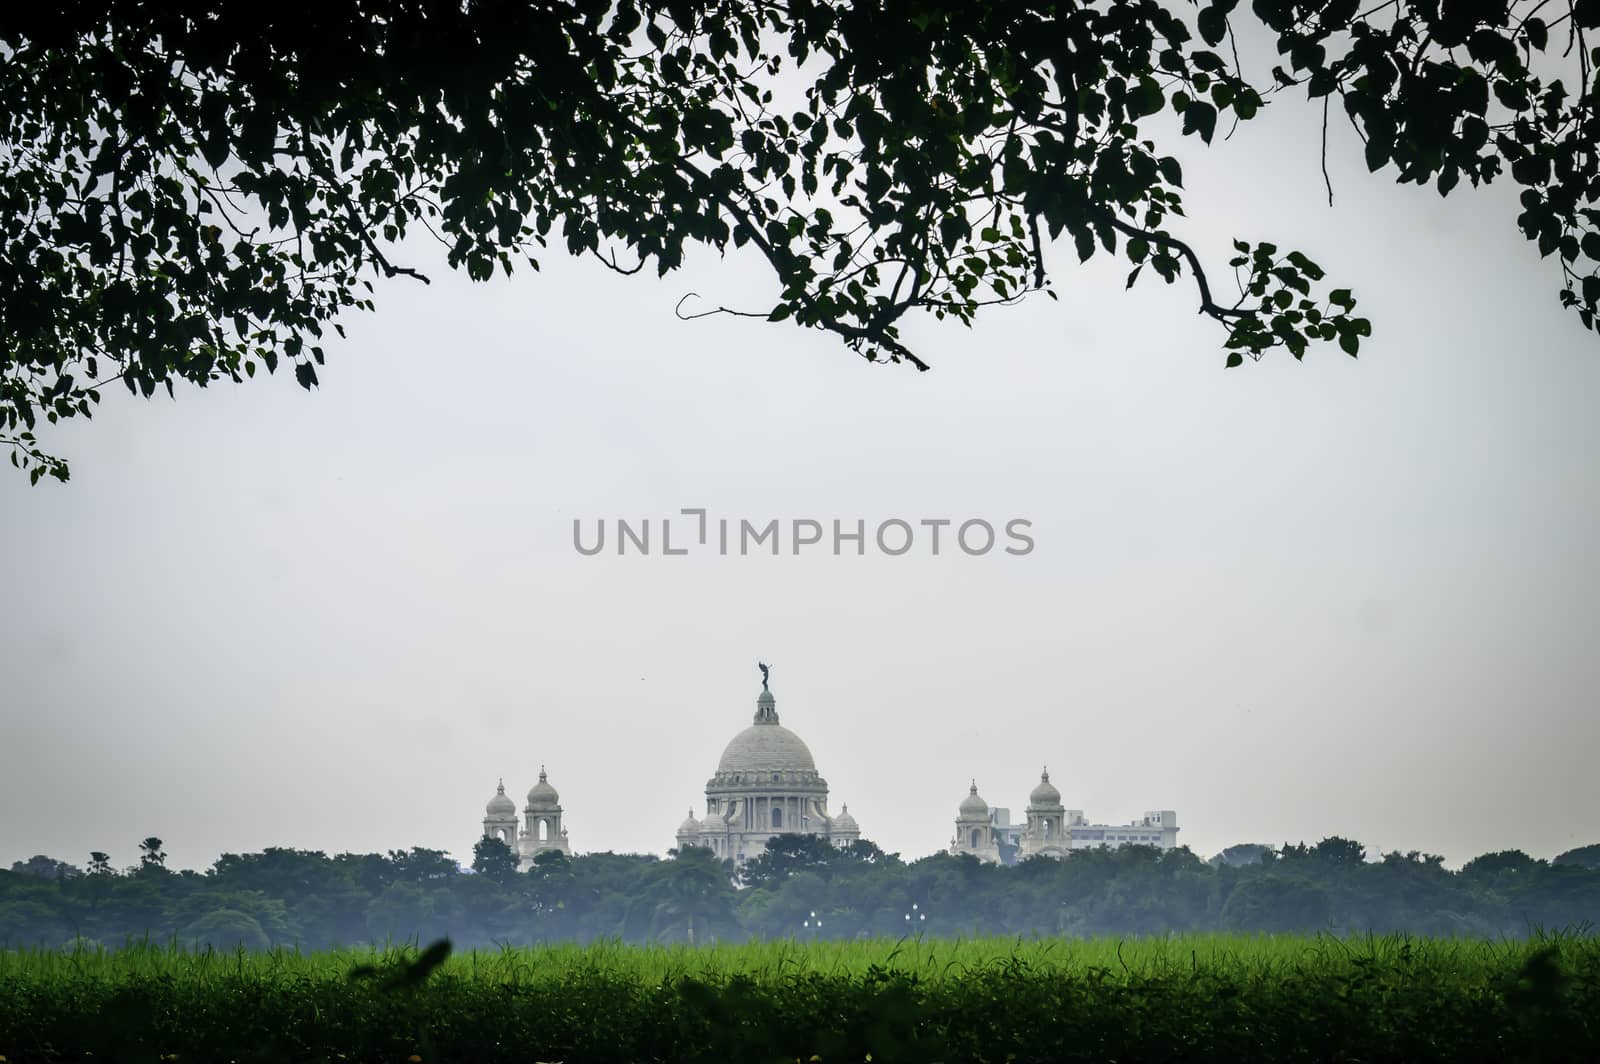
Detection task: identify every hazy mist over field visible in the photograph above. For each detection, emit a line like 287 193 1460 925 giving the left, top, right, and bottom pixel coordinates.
2 48 1596 873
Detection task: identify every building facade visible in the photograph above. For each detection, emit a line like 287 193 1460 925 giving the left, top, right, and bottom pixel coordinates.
950 767 1179 863
474 676 1187 869
1061 809 1179 851
676 681 861 863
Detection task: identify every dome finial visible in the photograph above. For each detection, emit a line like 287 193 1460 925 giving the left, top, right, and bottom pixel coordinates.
1028 768 1062 808
497 778 506 793
970 778 978 794
539 764 547 781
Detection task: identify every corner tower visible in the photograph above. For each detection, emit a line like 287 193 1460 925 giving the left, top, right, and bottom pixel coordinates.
482 780 518 847
950 780 1001 863
518 766 571 867
1019 767 1069 859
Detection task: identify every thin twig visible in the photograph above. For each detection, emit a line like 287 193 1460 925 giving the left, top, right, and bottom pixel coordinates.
1322 95 1334 206
674 293 770 320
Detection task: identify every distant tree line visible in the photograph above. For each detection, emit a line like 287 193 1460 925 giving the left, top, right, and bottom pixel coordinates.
2 835 1597 950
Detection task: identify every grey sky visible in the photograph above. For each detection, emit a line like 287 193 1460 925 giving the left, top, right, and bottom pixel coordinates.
2 73 1595 874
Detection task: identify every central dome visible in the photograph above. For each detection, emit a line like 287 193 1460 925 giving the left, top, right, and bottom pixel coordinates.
716 722 818 775
714 685 820 776
682 673 864 857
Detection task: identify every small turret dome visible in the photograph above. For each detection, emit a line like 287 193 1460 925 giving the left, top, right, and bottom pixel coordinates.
1029 768 1061 807
485 780 516 817
752 685 780 724
677 808 702 835
832 803 859 833
959 781 989 818
526 766 560 809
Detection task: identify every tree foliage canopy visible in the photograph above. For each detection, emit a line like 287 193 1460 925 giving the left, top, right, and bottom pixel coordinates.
2 835 1598 948
4 0 1599 480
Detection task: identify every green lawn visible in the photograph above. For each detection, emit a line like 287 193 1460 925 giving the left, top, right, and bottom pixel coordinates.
2 933 1595 1062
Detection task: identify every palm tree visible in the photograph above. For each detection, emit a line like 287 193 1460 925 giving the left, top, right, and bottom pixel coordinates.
138 837 167 872
652 847 734 944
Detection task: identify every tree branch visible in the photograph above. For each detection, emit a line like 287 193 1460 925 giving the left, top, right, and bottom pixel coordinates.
1105 216 1250 320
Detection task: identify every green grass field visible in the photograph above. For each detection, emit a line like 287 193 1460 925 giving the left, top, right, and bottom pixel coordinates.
3 933 1596 1062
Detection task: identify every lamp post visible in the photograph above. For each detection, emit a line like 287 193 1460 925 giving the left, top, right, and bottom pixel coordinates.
903 901 926 933
802 910 821 943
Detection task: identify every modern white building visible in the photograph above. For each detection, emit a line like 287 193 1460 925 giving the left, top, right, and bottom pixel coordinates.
950 768 1179 863
989 807 1024 856
480 767 572 871
1062 810 1179 851
675 679 861 863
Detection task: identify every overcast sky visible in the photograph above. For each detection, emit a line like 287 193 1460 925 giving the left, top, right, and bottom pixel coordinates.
2 64 1596 874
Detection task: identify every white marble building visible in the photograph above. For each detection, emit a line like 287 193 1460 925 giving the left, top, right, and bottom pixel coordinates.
676 681 861 862
951 768 1178 862
481 767 571 870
